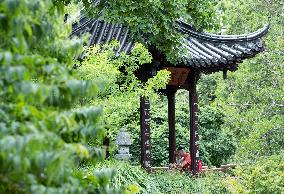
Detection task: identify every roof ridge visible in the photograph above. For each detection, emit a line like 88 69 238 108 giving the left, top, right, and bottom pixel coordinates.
176 20 270 42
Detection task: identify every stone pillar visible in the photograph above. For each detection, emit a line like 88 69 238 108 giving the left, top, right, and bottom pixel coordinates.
115 128 132 160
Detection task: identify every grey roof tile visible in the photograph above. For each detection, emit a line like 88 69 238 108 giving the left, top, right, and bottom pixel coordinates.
71 15 269 73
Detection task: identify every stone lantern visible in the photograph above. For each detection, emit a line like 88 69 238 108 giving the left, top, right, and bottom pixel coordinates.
115 128 132 160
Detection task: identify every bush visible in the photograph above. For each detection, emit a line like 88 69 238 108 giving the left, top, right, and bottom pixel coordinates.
199 106 237 166
94 160 232 194
0 0 121 193
225 153 284 193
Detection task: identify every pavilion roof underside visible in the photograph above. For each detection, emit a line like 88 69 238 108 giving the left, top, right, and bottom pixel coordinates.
71 16 269 73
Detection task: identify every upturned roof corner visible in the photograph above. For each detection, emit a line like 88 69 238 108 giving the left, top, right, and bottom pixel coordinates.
71 13 269 74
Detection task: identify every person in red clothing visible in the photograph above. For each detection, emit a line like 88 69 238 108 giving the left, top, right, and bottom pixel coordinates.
176 146 191 171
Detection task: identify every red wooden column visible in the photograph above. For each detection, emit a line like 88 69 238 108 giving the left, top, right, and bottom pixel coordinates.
189 71 200 174
140 96 151 169
166 87 177 164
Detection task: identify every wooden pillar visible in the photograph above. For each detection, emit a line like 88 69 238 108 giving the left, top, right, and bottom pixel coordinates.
189 71 199 174
140 96 151 169
167 87 177 164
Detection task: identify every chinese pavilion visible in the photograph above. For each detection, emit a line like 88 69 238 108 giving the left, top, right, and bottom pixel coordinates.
71 12 269 174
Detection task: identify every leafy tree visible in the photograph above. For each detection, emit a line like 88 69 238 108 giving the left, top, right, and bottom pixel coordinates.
213 0 284 160
84 0 220 62
76 41 171 160
0 0 124 193
197 74 237 166
192 0 283 163
78 41 170 100
198 106 236 166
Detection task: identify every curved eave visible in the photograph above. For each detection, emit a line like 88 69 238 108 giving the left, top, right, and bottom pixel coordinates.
176 20 270 43
181 36 266 73
177 20 269 73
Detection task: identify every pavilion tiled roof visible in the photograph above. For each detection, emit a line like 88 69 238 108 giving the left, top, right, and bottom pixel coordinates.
71 16 134 56
177 20 269 73
71 15 269 73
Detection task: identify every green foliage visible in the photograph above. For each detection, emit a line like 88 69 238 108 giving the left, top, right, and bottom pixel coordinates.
211 0 284 161
77 41 171 144
199 106 236 166
0 0 122 193
94 160 232 194
197 74 218 106
225 154 284 194
194 0 284 192
2 0 282 193
84 0 220 62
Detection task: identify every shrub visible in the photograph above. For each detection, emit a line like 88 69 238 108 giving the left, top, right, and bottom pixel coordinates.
0 0 121 193
199 106 237 166
95 160 232 194
225 153 284 193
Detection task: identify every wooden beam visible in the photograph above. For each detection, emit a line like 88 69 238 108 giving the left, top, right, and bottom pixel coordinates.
162 67 190 86
167 87 177 164
188 71 200 174
140 96 151 169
